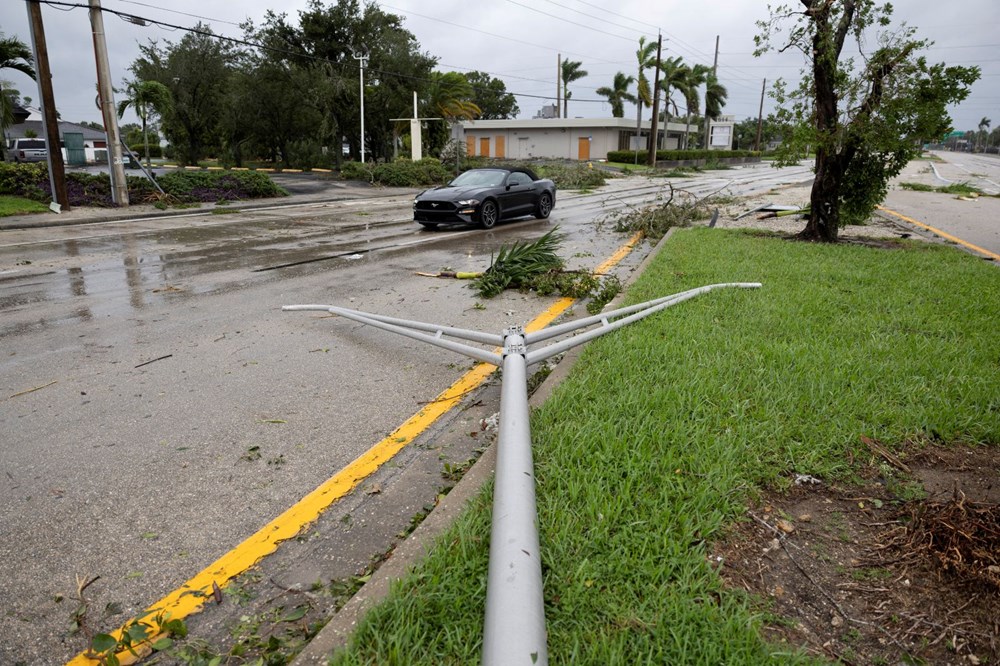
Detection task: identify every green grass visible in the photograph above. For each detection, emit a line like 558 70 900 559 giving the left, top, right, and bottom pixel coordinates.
0 195 49 216
330 229 1000 665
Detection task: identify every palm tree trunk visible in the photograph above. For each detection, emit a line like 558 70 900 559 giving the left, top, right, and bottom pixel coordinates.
634 101 643 162
142 118 150 170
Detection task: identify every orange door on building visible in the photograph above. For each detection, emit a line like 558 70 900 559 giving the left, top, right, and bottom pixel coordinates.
577 137 591 160
495 136 505 159
479 137 490 157
466 136 476 156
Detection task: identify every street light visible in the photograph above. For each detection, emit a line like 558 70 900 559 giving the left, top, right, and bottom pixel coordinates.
353 48 368 163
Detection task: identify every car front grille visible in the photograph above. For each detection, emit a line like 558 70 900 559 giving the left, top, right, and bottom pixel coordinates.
415 200 457 212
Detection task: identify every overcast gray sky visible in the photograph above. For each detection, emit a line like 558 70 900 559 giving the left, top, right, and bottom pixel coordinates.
1 0 997 133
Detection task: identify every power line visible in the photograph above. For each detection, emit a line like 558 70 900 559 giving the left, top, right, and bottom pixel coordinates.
110 0 244 28
377 2 621 65
538 0 655 39
35 0 618 105
501 0 637 43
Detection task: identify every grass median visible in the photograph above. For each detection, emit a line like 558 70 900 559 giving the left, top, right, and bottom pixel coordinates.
330 228 1000 665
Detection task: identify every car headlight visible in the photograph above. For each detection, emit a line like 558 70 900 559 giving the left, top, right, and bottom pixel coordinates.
457 199 480 206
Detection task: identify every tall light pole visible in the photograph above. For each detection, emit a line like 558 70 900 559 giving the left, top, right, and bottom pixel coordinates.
353 49 368 163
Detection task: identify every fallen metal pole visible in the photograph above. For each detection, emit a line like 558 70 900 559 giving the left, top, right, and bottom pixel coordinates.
283 282 761 665
482 325 547 665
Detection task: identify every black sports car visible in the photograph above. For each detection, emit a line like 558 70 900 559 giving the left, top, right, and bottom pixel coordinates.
413 167 556 230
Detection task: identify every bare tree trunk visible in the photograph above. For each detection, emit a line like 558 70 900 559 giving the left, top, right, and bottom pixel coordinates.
801 148 841 241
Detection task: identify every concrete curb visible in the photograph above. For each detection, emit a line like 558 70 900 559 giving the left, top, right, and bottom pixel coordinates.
291 227 676 664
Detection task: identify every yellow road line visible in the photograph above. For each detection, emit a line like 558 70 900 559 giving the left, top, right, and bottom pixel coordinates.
67 231 645 665
878 205 1000 261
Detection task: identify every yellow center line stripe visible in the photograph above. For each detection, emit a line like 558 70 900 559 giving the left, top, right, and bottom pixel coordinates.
878 205 1000 261
67 231 645 665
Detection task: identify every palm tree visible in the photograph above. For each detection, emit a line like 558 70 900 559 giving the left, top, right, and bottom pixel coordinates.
978 117 991 152
117 80 173 169
658 56 691 147
680 64 710 149
0 34 35 143
560 60 587 118
703 72 728 147
596 72 637 118
424 71 481 157
633 36 658 150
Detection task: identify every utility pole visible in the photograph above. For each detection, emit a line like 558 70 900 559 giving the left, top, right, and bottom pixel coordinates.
702 35 719 149
556 54 561 119
25 0 68 211
354 50 368 163
89 0 128 206
755 78 767 152
646 33 663 167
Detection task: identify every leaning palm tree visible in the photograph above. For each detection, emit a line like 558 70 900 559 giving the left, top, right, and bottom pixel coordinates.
703 72 728 147
658 56 690 145
633 36 658 149
596 72 637 118
117 80 172 169
680 64 709 149
0 34 35 142
561 60 587 118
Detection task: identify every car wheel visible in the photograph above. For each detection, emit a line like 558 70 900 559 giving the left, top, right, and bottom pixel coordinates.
418 222 439 231
535 192 553 219
480 200 499 229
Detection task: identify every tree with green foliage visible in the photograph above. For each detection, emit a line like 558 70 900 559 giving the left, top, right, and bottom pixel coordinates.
560 60 587 118
116 79 172 168
657 56 691 140
632 36 658 151
977 117 991 152
596 72 637 118
0 34 34 143
733 115 782 151
464 71 519 120
756 1 979 241
130 25 237 165
423 71 480 156
255 0 437 164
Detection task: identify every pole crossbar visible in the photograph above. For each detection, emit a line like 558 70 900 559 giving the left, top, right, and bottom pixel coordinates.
283 281 761 666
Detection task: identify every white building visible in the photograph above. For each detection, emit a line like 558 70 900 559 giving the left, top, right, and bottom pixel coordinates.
459 116 735 161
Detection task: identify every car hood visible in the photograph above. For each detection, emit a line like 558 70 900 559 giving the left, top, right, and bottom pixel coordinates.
417 185 488 200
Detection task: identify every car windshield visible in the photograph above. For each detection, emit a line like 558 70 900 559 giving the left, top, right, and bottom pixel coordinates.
448 170 506 188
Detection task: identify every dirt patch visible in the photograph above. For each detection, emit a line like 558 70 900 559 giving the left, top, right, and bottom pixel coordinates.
715 444 1000 665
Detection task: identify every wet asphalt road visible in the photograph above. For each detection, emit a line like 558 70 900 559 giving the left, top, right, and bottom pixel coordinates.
1 164 828 662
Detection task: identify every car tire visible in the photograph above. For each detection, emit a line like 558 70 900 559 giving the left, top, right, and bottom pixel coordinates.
534 192 553 219
479 200 499 229
418 222 439 231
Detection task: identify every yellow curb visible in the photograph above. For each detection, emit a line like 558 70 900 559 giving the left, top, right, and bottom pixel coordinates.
231 167 249 171
206 166 224 171
66 232 644 665
184 166 200 170
283 168 303 173
878 205 1000 261
312 168 332 173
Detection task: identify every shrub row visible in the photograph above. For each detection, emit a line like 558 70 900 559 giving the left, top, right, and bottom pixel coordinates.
340 158 453 187
128 144 163 159
340 157 608 190
0 162 287 207
606 149 760 163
